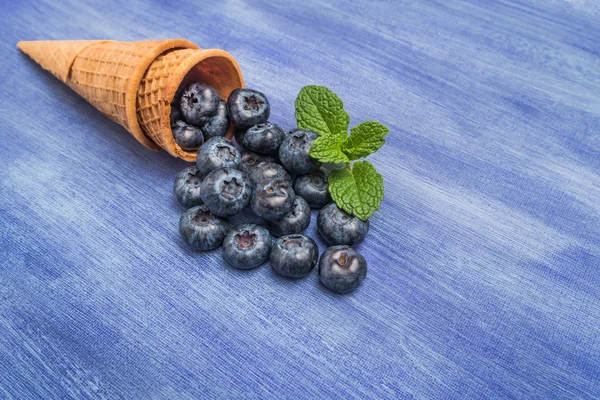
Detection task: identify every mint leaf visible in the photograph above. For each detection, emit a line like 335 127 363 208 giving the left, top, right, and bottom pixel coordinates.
295 85 350 136
329 161 384 220
343 121 389 160
309 134 349 163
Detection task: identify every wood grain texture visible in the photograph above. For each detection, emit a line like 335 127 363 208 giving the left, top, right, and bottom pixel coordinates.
1 0 599 398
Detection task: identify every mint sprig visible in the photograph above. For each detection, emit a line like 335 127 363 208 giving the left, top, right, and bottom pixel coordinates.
295 85 388 220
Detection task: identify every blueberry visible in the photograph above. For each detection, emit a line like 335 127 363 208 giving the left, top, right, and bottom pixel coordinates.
269 234 319 278
179 205 230 251
248 162 291 186
200 167 251 217
222 223 272 269
171 120 204 151
318 245 367 293
242 122 284 155
278 129 321 174
227 88 270 129
251 179 295 221
180 82 220 125
196 137 241 175
173 166 205 208
239 150 273 175
200 100 229 139
317 203 369 246
268 196 311 237
293 169 332 209
234 127 247 147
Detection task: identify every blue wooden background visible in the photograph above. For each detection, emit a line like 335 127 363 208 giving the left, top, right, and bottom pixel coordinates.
1 0 599 398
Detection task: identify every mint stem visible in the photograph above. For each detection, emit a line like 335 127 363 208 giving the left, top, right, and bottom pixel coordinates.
345 162 351 170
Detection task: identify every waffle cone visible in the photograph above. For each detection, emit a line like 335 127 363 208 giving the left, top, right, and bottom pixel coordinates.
17 39 244 160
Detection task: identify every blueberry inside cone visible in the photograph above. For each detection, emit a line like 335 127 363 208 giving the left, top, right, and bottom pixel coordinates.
180 82 220 125
200 100 229 139
171 120 204 151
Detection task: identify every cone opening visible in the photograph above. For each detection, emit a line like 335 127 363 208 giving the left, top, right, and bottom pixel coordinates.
164 50 244 161
177 54 244 104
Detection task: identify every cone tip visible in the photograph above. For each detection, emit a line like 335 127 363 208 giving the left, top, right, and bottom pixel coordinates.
17 41 42 53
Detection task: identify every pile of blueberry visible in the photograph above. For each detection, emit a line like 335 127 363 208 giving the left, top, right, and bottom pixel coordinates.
171 83 369 294
170 83 231 150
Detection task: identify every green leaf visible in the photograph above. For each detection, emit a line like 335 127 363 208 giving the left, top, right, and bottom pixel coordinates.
329 161 384 220
309 134 349 163
342 121 389 160
295 85 350 137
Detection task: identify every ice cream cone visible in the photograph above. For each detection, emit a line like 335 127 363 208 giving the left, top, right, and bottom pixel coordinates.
17 39 244 161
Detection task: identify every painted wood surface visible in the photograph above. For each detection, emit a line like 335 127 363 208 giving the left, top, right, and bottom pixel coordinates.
0 0 599 398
